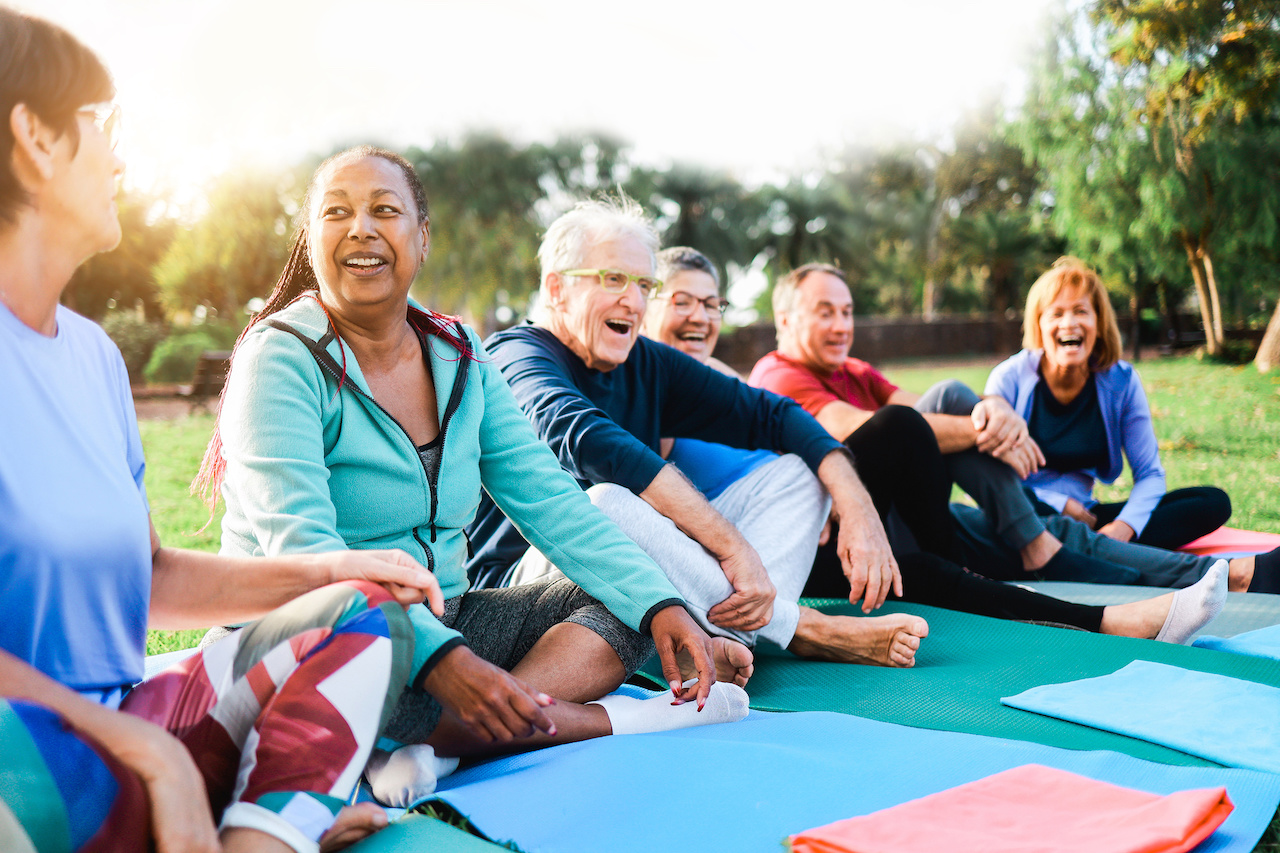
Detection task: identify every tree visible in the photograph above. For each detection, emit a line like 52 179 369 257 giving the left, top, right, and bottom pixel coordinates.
1013 5 1280 359
152 169 300 320
63 189 174 320
1096 0 1280 356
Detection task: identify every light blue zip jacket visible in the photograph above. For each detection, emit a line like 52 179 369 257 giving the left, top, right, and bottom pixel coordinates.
985 348 1166 537
218 297 683 683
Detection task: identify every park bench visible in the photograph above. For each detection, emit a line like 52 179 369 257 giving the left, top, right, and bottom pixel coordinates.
178 350 232 412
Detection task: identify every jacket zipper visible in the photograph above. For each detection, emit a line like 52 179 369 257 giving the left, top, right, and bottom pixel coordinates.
263 318 469 569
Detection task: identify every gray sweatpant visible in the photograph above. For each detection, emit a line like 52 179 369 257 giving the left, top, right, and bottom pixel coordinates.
914 379 1048 550
950 503 1214 587
508 453 829 649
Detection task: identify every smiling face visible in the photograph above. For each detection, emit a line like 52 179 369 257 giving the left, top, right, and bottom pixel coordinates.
545 235 653 372
306 154 428 317
1038 284 1098 373
778 271 854 374
641 268 722 362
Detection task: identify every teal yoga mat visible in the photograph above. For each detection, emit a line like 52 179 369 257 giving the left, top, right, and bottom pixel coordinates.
657 600 1280 767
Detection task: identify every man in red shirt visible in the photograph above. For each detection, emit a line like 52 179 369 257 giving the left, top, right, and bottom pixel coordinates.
750 263 1139 582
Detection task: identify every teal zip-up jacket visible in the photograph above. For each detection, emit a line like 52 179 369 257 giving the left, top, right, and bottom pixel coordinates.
218 297 684 684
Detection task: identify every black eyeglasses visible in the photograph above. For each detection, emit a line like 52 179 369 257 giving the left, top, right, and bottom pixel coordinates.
657 292 729 317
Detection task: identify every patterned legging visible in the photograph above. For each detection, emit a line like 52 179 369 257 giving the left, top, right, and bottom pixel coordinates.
1 580 413 853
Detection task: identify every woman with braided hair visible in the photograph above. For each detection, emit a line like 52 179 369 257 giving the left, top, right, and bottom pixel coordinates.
198 146 750 808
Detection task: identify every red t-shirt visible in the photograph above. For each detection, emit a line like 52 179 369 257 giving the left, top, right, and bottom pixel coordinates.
749 351 899 418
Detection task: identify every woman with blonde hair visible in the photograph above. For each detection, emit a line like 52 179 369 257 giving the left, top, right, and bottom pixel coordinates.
986 257 1233 556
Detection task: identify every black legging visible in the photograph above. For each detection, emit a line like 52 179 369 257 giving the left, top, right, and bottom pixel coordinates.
1091 487 1231 550
828 405 1106 631
805 543 1106 632
843 405 964 564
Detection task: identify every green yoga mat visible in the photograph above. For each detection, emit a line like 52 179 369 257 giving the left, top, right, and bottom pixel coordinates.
645 600 1280 768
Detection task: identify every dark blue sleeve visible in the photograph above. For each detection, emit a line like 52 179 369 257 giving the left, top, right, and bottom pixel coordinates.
653 343 845 474
487 328 668 495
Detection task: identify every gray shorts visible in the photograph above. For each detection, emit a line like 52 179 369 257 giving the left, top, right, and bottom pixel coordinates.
382 576 654 744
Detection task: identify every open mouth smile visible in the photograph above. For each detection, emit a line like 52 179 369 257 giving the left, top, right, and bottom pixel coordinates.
342 253 390 274
605 318 634 335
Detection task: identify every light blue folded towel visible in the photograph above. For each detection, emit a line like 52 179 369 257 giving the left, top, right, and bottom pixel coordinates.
1194 624 1280 661
1003 660 1280 773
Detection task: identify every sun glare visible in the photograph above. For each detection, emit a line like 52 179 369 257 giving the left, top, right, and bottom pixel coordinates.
34 0 1060 201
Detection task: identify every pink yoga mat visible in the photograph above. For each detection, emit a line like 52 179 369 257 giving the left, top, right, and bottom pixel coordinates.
1180 526 1280 557
788 764 1233 853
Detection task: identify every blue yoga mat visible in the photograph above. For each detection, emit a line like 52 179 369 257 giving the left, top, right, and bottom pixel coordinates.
1003 660 1280 774
430 701 1280 853
1194 624 1280 660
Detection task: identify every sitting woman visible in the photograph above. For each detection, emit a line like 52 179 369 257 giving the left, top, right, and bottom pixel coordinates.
989 258 1280 591
197 146 748 804
0 10 446 852
988 258 1231 551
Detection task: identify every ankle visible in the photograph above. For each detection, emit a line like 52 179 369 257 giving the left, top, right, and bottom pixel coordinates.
1020 533 1059 570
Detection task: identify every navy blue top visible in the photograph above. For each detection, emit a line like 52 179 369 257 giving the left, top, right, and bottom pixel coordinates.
1029 374 1109 474
465 324 843 587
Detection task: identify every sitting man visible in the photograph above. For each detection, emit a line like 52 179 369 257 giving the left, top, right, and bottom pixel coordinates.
641 248 1226 643
749 262 1162 585
467 199 929 668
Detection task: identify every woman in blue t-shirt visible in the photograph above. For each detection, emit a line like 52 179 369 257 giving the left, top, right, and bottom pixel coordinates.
0 10 450 852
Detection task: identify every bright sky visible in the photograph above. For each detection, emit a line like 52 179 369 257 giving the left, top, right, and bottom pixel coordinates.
32 0 1061 199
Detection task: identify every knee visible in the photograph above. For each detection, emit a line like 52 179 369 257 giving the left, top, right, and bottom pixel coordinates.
774 454 825 496
586 482 638 518
862 405 936 450
920 379 980 416
1204 487 1232 526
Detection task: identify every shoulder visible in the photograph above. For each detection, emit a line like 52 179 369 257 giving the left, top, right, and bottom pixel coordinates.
1095 359 1144 403
484 323 563 362
840 357 881 380
992 349 1039 380
749 350 814 384
58 307 132 389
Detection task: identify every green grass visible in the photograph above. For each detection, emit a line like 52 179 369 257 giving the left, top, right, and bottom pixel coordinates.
139 412 220 655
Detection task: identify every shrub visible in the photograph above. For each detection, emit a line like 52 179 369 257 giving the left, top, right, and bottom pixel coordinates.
100 311 166 383
144 329 221 383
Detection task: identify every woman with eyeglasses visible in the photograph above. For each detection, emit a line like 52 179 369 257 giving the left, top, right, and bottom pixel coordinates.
0 9 453 853
642 246 737 377
198 147 745 807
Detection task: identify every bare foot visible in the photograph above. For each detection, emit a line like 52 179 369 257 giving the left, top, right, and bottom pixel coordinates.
677 637 755 687
787 606 929 667
320 802 391 852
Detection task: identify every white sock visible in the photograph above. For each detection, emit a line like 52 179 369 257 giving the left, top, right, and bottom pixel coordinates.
364 744 460 808
588 681 749 735
1156 559 1229 644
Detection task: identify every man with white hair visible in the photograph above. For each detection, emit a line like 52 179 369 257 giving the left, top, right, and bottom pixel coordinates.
467 199 929 669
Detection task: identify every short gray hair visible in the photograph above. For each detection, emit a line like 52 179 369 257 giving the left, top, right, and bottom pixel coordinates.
656 246 721 293
536 195 660 307
771 262 847 333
